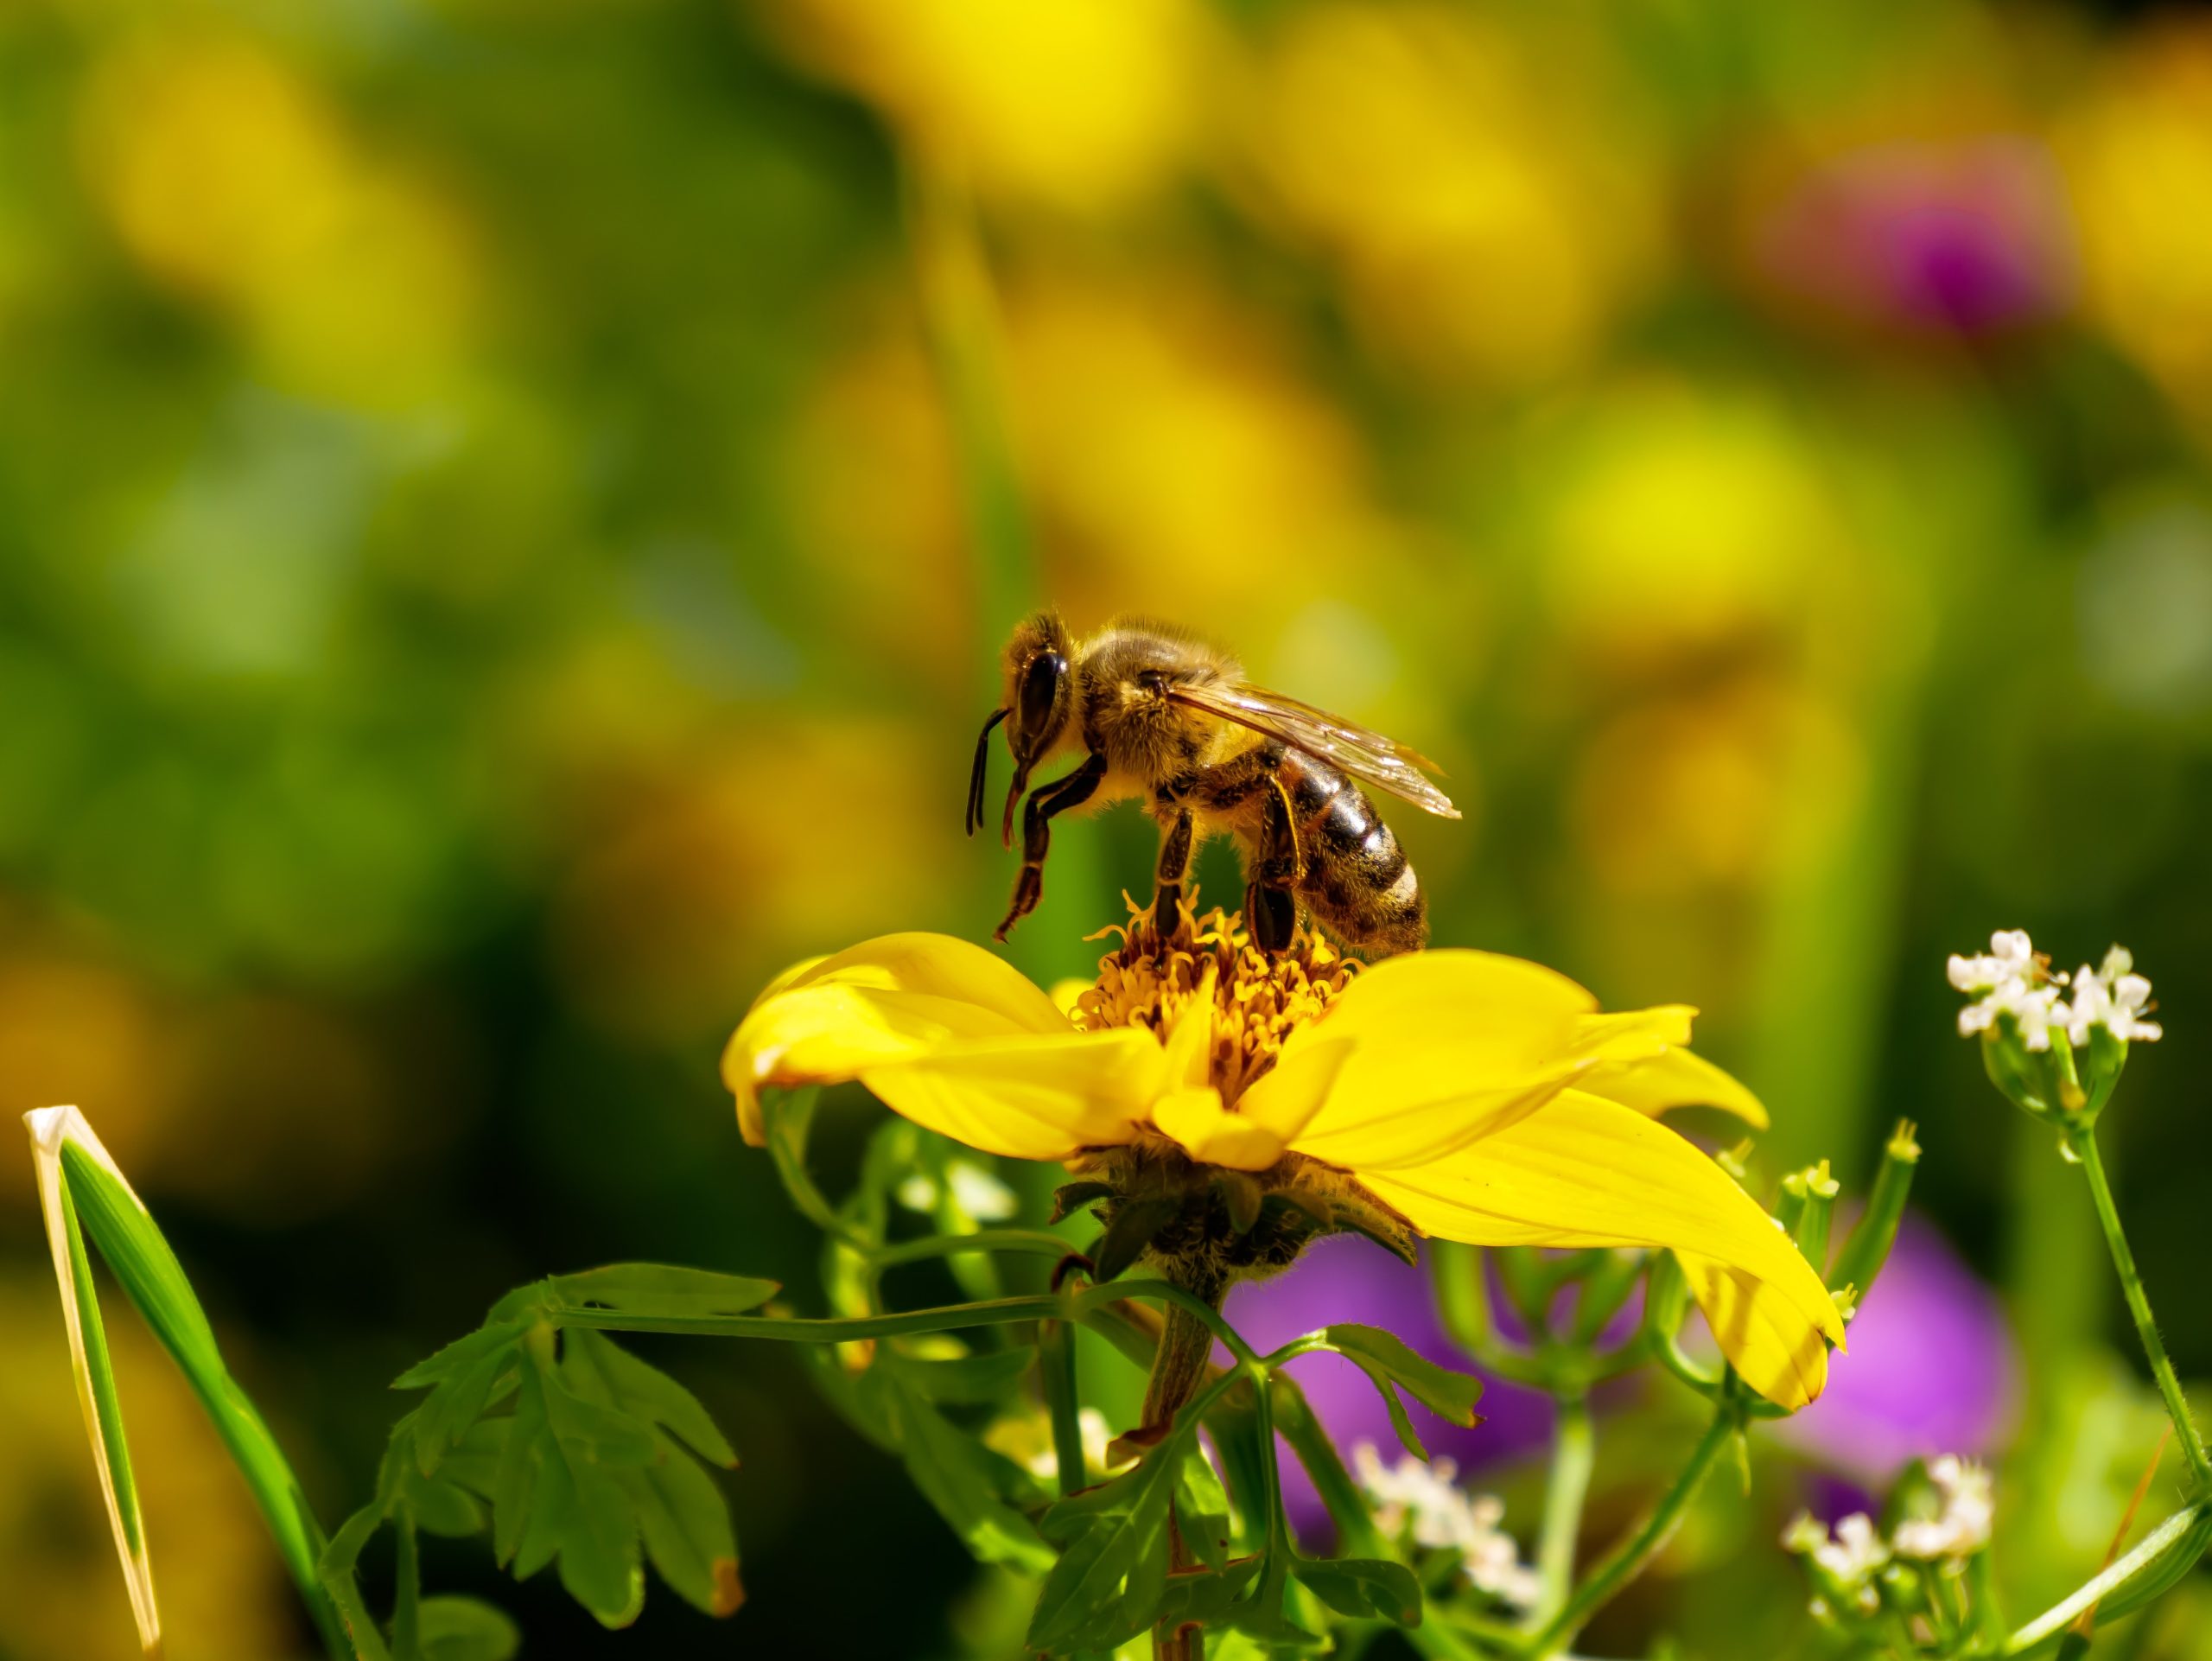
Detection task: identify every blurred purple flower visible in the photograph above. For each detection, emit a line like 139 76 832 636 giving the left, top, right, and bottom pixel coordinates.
1753 137 2075 334
1222 1237 1558 1541
1781 1212 2018 1482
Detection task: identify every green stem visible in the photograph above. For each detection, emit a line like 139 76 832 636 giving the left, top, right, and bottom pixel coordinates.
1531 1397 1594 1628
2072 1131 2212 1490
553 1294 1067 1341
867 1227 1071 1272
1039 1315 1087 1499
1522 1402 1735 1658
2005 1503 2210 1653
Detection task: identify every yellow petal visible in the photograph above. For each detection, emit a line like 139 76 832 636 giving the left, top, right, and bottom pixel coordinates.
1675 1252 1829 1410
1160 963 1218 1092
1046 977 1092 1021
723 933 1078 1144
1579 1047 1770 1129
860 1029 1164 1161
1570 1004 1694 1059
1153 1087 1287 1171
1281 951 1596 1168
1238 1035 1357 1149
1356 1091 1842 1408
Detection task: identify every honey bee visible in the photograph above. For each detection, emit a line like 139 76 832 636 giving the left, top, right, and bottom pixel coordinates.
966 611 1460 958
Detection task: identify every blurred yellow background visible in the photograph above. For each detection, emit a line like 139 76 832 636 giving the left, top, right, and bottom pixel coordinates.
4 0 2212 1654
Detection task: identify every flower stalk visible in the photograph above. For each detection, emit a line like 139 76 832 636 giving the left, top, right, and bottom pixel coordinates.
2067 1127 2212 1492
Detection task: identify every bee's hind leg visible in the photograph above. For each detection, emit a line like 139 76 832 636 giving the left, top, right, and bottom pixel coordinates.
1247 774 1301 955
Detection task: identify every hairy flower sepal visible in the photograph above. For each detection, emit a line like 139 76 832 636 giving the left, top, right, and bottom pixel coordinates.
1063 1142 1418 1302
726 905 1846 1409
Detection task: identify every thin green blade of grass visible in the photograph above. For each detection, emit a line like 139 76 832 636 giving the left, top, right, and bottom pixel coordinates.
26 1104 352 1659
28 1105 161 1655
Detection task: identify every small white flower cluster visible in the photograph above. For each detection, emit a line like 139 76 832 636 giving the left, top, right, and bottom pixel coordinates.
1785 1456 1994 1617
2060 946 2162 1046
1948 931 2161 1050
1009 1406 1132 1483
1891 1455 1995 1562
1782 1511 1890 1613
1948 929 2063 1050
1353 1443 1542 1607
895 1159 1020 1220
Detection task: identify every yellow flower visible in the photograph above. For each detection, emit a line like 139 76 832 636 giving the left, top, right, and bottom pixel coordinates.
722 908 1843 1409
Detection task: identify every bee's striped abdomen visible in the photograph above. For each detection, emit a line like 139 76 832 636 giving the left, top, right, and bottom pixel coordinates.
1282 754 1427 958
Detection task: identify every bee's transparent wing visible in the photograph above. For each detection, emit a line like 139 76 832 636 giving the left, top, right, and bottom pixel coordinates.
1165 681 1462 819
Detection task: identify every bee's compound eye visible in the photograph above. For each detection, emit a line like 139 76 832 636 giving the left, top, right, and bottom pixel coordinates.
1020 652 1065 729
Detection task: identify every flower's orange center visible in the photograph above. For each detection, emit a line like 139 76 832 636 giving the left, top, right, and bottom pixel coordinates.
1071 897 1357 1104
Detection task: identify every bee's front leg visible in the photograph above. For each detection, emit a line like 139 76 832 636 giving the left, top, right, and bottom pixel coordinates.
994 753 1106 941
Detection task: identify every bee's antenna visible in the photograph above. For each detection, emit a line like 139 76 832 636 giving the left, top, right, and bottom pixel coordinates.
966 708 1007 837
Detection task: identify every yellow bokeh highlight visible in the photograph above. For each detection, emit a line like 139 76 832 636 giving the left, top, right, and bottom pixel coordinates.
759 0 1212 212
1538 383 1847 671
1571 678 1866 896
79 37 476 401
2059 20 2212 419
1243 3 1664 388
0 1274 293 1661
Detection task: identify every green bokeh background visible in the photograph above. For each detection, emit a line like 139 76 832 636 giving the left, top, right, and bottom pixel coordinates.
3 0 2212 1654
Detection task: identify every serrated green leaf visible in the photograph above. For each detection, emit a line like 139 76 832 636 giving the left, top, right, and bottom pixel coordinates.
395 1320 531 1391
415 1349 518 1477
540 1371 658 1467
553 1264 780 1320
493 1367 550 1566
1176 1442 1232 1572
1156 1555 1264 1627
1345 1356 1428 1460
880 1344 1036 1405
1290 1556 1422 1625
1321 1327 1483 1428
561 1327 735 1466
628 1430 744 1618
416 1596 519 1661
558 1465 645 1627
861 1368 1052 1572
321 1502 385 1584
1029 1443 1184 1651
404 1471 486 1539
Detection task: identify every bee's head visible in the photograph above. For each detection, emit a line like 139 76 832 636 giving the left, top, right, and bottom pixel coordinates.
967 611 1076 846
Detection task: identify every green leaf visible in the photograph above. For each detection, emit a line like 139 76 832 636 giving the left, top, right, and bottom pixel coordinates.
1176 1442 1233 1572
561 1327 737 1466
880 1345 1037 1405
1321 1326 1483 1428
493 1365 549 1567
629 1431 745 1617
1291 1556 1423 1626
1029 1442 1185 1651
861 1368 1052 1572
1155 1555 1264 1626
556 1329 744 1619
414 1348 520 1476
552 1264 780 1320
1093 1196 1183 1282
556 1465 645 1628
395 1320 531 1391
416 1596 519 1661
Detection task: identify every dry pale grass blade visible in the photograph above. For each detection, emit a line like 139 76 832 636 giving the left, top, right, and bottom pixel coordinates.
25 1104 162 1657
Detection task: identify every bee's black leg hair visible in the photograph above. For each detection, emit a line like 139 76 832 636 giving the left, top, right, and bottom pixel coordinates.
1151 805 1195 942
995 751 1107 941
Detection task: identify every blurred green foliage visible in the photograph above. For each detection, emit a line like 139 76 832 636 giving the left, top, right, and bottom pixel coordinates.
5 0 2212 1655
